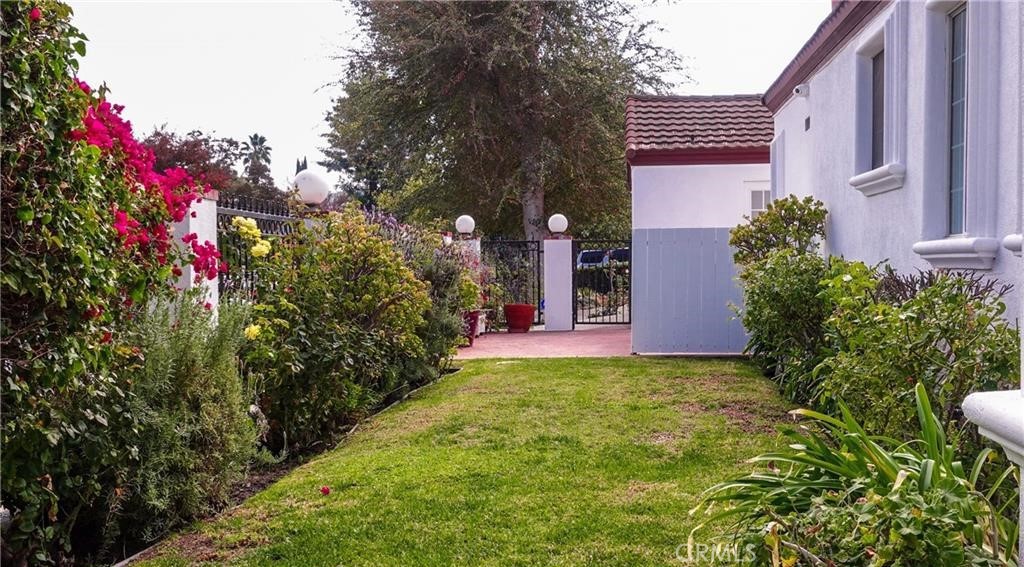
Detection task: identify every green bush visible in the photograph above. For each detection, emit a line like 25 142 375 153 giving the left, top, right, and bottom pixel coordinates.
733 249 833 403
817 268 1020 454
241 205 430 453
105 294 256 548
363 210 472 382
694 383 1019 566
729 194 827 267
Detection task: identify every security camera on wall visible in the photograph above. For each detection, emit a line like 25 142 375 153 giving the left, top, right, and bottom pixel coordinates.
793 83 810 97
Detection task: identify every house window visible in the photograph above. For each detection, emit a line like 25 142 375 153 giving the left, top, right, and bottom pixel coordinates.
871 50 885 169
848 2 907 197
750 189 771 219
947 5 967 235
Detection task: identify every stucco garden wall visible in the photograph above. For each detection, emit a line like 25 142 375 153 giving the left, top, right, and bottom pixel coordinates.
631 163 770 230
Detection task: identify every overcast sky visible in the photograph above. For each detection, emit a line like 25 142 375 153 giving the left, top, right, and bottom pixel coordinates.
70 0 831 191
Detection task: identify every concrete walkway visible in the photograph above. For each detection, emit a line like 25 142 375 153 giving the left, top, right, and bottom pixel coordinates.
456 325 632 359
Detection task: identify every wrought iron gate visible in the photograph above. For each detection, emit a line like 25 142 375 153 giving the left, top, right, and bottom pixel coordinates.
573 239 631 325
480 240 543 325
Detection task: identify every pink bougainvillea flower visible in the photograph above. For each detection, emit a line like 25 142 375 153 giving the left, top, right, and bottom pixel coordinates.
100 331 112 344
320 486 331 496
203 302 212 311
29 7 41 21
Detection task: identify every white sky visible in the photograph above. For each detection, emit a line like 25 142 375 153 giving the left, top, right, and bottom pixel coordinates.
69 0 831 191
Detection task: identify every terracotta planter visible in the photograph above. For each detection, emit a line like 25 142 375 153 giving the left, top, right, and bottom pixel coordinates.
462 310 481 346
503 303 535 333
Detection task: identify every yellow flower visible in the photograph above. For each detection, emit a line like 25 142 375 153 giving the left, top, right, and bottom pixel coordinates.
250 239 271 258
232 216 262 241
244 324 262 340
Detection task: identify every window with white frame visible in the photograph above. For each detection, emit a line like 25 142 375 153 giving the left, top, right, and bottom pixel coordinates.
947 5 967 235
913 0 1001 270
750 188 771 219
848 2 907 197
870 50 885 170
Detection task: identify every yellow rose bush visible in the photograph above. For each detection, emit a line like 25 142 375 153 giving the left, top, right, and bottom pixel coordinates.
241 205 430 452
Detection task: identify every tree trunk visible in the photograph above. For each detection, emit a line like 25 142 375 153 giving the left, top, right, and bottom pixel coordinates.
521 180 545 242
518 2 547 242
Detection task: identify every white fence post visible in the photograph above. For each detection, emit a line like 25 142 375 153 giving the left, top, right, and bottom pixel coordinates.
543 237 573 331
172 189 220 311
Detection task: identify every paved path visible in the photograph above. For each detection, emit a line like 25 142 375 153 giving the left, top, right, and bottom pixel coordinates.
456 325 632 359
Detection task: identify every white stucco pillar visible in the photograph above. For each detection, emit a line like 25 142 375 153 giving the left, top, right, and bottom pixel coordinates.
963 234 1024 558
543 238 573 331
172 190 219 311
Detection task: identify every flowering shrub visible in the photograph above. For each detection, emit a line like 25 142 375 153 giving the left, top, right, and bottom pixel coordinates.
1 2 223 562
240 205 430 452
362 209 476 382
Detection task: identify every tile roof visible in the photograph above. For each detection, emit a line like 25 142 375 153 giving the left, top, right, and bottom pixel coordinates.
625 94 774 156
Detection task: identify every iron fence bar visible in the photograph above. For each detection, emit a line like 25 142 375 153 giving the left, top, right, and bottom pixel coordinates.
480 239 544 326
571 238 631 325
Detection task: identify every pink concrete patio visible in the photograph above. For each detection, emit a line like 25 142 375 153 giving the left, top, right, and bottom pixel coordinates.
456 325 632 359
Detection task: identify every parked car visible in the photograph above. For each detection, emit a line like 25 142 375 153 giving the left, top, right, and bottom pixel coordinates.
576 249 608 269
608 248 630 264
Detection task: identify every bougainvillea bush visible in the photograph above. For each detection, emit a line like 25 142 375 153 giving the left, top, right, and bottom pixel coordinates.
237 205 430 453
1 2 224 563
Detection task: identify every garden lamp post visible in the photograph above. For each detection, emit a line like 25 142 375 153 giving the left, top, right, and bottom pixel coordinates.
548 213 568 237
454 214 480 258
543 213 573 331
455 214 475 238
293 169 330 208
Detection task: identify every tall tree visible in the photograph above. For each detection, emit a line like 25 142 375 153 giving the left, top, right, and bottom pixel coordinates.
324 1 679 239
144 128 284 202
236 133 282 201
143 127 242 193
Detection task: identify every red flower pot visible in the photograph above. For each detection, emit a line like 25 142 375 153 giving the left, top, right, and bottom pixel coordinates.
503 303 535 333
462 310 481 346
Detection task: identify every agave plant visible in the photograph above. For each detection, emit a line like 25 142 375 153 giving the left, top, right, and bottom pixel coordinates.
692 383 1019 566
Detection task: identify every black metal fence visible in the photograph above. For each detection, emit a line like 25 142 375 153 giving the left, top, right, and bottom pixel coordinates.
216 196 298 295
572 239 631 325
480 239 543 325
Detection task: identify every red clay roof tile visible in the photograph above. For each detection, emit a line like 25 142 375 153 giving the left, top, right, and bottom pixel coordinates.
625 94 774 156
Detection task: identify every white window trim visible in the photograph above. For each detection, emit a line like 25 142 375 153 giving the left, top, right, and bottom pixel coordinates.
911 236 1000 270
769 132 785 199
914 0 1001 270
849 1 908 197
1002 234 1023 258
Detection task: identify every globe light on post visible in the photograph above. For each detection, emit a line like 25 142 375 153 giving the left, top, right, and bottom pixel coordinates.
548 213 568 235
455 214 475 237
293 170 329 207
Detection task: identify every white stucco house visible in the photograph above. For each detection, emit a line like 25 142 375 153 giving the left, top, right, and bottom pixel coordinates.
765 0 1022 316
626 94 773 354
764 0 1022 549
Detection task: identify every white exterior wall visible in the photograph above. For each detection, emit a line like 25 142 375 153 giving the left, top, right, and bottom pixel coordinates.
631 163 771 230
772 0 1022 318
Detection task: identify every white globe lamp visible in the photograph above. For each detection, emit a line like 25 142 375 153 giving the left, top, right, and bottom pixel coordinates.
548 213 568 234
293 170 330 206
455 214 475 236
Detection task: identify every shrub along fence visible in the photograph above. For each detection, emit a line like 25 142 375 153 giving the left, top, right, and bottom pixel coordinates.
0 4 478 564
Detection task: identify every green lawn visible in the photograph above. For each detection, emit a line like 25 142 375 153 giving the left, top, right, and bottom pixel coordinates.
138 357 789 567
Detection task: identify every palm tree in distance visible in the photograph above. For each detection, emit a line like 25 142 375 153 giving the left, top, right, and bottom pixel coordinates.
241 133 273 186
